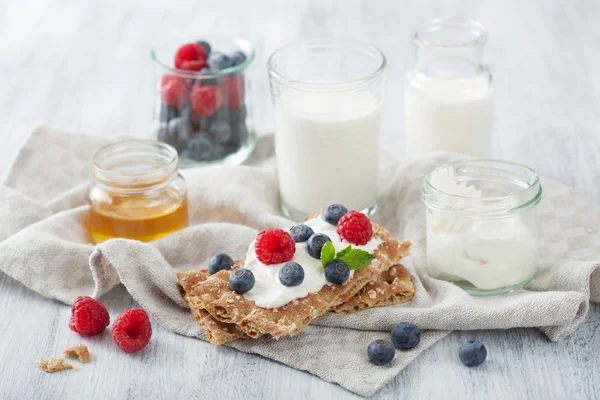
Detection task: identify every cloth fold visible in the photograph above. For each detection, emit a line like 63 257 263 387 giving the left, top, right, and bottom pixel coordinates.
1 126 598 397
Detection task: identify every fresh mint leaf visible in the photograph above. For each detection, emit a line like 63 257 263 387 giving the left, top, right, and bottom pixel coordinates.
336 245 352 258
320 241 335 268
336 246 374 270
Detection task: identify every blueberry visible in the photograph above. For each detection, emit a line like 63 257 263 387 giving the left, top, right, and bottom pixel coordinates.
167 117 184 135
279 262 305 287
209 120 233 144
231 122 248 143
197 67 218 86
158 102 179 123
289 224 314 243
229 105 247 123
324 259 350 284
230 50 247 66
391 322 421 350
229 268 255 294
197 40 211 54
208 253 234 275
367 339 396 366
322 204 348 225
307 233 331 259
459 340 487 367
208 52 233 70
187 134 216 161
157 128 181 151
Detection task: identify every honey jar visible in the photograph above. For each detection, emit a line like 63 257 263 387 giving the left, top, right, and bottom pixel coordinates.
89 140 189 243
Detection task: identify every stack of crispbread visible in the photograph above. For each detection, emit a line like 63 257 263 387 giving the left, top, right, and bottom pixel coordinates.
177 219 414 346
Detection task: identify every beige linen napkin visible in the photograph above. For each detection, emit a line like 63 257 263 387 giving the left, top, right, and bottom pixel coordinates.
1 127 599 397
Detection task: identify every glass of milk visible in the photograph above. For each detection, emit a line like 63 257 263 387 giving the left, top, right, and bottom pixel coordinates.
405 17 493 157
268 39 386 221
422 160 542 296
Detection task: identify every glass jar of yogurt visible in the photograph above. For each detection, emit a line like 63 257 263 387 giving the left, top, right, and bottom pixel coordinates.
422 160 542 295
268 39 386 221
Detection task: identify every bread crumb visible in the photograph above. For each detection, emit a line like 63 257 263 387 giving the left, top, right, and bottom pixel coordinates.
368 290 377 300
37 357 74 373
62 344 91 363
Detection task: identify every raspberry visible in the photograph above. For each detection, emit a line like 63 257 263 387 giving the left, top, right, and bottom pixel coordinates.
112 308 152 353
219 75 245 108
68 296 110 336
337 211 373 245
255 228 296 265
174 43 207 71
160 74 189 108
190 85 222 117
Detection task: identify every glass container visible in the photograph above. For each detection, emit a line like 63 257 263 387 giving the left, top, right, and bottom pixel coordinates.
89 140 188 243
151 36 256 168
405 17 493 157
268 38 386 221
422 160 542 296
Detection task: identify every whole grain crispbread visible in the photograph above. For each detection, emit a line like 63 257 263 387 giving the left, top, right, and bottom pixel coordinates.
177 260 415 345
179 221 411 342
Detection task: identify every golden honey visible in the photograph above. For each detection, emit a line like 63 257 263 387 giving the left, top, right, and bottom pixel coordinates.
89 140 189 244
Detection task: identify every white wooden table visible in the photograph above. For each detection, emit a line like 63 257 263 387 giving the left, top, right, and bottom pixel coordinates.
1 0 599 398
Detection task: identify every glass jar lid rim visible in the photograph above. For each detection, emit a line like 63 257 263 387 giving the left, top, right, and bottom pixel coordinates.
93 139 179 185
150 35 255 78
412 17 488 48
422 159 542 216
267 38 387 92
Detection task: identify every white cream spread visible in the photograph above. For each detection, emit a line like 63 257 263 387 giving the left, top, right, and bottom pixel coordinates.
242 216 382 308
426 168 538 290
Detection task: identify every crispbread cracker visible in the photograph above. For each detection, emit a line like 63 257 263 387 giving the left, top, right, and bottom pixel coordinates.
331 263 414 314
178 261 415 345
177 270 247 345
185 222 411 340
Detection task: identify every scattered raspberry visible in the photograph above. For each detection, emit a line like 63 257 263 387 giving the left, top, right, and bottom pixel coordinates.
160 74 189 108
219 75 245 108
174 43 207 71
68 296 110 336
337 211 373 245
190 85 222 117
255 228 296 265
112 308 152 353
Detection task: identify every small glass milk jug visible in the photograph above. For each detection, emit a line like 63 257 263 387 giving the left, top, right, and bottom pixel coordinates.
405 17 493 157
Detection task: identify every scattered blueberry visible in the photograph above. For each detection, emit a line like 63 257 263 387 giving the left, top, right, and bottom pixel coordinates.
208 52 233 70
367 339 396 366
230 50 247 66
208 253 234 275
323 204 348 225
209 120 233 144
229 268 255 294
324 259 350 284
391 322 421 350
186 134 216 161
158 103 179 124
197 40 211 55
289 224 314 243
459 340 487 367
279 262 305 287
307 233 331 259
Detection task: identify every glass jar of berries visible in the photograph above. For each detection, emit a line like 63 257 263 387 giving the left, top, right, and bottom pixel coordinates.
151 36 256 167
